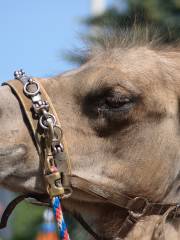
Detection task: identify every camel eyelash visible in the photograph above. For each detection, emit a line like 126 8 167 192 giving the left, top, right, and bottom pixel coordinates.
97 92 136 113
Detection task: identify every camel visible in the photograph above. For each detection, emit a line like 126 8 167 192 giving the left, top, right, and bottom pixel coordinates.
0 32 180 239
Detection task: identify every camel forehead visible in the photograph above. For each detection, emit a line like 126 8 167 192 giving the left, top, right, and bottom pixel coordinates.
71 47 165 93
91 47 160 68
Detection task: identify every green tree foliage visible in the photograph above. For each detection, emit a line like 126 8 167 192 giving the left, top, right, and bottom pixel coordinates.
86 0 180 41
66 0 180 65
10 202 45 240
10 202 89 240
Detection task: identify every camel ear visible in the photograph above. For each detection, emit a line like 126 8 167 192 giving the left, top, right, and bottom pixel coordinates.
164 176 180 203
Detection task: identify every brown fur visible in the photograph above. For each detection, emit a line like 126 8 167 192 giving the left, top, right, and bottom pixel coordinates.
0 31 180 239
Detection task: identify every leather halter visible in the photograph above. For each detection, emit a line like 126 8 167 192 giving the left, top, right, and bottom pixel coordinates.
1 75 180 239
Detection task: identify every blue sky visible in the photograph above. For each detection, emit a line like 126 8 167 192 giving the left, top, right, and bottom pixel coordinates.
0 0 116 81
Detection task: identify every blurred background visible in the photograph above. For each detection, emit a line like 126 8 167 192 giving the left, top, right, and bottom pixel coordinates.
0 0 179 239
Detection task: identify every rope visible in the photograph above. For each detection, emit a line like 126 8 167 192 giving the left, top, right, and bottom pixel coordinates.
52 196 70 240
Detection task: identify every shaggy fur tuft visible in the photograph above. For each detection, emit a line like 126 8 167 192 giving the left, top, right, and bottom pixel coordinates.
67 26 180 65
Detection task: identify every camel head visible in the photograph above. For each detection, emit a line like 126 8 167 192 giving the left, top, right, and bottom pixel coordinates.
0 37 180 239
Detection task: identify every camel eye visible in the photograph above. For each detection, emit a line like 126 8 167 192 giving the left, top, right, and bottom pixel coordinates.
98 93 135 113
105 96 131 109
82 88 137 119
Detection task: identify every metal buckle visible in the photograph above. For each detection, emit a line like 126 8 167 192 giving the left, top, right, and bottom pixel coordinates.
62 187 73 199
24 80 40 96
127 197 149 219
51 125 64 154
45 171 65 198
33 100 49 114
39 113 56 129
